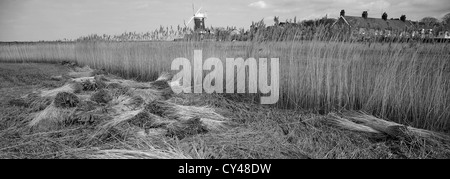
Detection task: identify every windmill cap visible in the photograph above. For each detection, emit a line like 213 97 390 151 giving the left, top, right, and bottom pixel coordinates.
195 12 207 18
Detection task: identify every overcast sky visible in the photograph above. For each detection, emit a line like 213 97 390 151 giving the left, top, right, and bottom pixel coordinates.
0 0 449 41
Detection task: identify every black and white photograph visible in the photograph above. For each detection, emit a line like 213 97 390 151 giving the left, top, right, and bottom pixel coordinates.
0 0 450 164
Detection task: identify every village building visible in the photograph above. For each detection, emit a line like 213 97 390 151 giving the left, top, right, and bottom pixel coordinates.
332 10 450 40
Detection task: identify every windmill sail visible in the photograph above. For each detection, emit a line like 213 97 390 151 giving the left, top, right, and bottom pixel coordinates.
184 4 208 35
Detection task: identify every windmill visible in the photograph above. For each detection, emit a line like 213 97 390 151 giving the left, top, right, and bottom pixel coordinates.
186 4 207 34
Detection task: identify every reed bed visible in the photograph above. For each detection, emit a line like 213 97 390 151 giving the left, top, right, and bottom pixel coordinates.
1 40 449 131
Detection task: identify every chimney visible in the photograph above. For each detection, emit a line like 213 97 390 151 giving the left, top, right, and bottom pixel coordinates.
382 12 388 20
400 15 406 22
362 11 368 19
340 10 345 17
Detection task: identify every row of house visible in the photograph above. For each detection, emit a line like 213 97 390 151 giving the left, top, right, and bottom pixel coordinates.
332 10 450 40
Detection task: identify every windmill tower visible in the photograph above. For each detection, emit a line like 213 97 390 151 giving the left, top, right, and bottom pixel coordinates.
186 5 207 33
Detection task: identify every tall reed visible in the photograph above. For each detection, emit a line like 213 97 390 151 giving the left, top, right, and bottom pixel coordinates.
1 41 449 131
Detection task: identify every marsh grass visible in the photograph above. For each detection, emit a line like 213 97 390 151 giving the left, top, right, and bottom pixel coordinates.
1 40 449 131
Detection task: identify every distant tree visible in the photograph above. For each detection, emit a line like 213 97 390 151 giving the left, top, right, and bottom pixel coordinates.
442 13 450 29
400 15 406 21
382 12 388 20
442 13 450 26
420 17 439 26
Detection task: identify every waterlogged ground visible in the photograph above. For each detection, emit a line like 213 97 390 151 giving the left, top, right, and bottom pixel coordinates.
0 62 449 159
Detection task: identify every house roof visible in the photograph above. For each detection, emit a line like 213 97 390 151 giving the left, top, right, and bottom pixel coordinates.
336 16 416 31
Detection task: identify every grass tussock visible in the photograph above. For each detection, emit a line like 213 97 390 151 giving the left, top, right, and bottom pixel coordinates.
90 89 112 104
54 92 80 108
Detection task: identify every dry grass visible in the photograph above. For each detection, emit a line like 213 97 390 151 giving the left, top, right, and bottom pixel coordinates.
89 149 193 159
40 83 81 97
0 63 243 159
327 111 450 141
1 62 450 159
23 65 234 142
29 103 76 129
